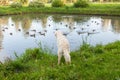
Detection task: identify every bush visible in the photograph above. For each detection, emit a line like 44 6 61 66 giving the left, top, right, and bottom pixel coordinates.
10 2 22 8
52 0 64 7
74 0 89 8
29 1 45 7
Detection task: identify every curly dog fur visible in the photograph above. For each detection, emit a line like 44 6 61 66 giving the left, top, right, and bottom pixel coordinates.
55 30 71 65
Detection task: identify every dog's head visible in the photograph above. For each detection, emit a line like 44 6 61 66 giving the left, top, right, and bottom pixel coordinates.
54 30 63 37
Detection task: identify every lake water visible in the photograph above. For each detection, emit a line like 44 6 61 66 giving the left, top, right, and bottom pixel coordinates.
0 14 120 62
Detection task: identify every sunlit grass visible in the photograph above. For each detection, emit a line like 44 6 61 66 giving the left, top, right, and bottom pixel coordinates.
0 3 120 16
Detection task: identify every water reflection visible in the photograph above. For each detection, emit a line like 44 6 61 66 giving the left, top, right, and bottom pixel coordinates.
0 14 120 62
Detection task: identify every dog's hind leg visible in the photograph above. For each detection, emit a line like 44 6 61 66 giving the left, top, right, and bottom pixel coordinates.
58 50 62 65
64 50 71 64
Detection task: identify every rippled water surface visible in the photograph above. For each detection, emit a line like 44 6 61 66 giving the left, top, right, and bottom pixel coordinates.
0 14 120 62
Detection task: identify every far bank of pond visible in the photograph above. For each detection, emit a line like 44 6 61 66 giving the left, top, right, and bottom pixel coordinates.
0 3 120 16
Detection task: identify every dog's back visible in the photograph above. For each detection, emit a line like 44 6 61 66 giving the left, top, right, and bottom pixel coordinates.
55 30 70 52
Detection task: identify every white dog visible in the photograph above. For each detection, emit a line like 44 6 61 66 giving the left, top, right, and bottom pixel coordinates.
55 30 71 65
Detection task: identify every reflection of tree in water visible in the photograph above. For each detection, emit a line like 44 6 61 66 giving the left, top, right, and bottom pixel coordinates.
0 16 9 26
0 16 8 51
52 15 90 30
41 16 48 28
112 19 120 33
101 16 120 33
28 14 48 28
0 26 3 51
53 15 90 23
12 15 32 32
21 17 32 32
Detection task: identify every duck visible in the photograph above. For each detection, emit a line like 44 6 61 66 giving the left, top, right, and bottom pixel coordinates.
38 31 45 36
26 32 29 34
30 29 36 32
44 29 47 33
65 24 68 27
4 27 8 29
10 33 13 35
2 29 5 32
87 29 99 36
48 24 51 27
11 24 14 26
76 27 88 35
30 34 35 37
18 29 21 31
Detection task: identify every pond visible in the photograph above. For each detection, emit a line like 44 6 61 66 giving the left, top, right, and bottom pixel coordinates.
0 14 120 62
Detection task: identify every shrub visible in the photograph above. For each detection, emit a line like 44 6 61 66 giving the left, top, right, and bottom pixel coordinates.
10 2 22 8
52 0 64 7
74 0 89 8
29 1 45 7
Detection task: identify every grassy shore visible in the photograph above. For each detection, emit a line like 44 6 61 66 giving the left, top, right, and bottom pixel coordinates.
0 41 120 80
0 3 120 16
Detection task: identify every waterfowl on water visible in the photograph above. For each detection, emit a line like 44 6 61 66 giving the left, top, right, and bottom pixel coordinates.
48 24 51 27
38 32 45 36
44 29 47 32
30 34 35 37
30 29 36 32
18 29 21 31
26 32 29 34
11 24 14 26
2 29 5 32
10 33 13 35
4 27 8 29
65 24 68 27
87 29 99 36
76 27 88 35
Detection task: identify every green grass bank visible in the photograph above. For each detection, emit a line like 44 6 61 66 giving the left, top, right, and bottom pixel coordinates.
0 3 120 16
0 41 120 80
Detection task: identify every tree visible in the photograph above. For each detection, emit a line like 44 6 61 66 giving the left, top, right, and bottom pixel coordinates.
19 0 29 5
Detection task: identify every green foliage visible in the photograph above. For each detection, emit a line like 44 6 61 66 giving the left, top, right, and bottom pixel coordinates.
10 2 22 8
19 0 29 5
52 0 64 7
29 1 45 7
0 3 120 16
74 0 89 8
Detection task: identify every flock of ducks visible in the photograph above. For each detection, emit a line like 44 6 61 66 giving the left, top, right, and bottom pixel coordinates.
0 17 102 38
52 18 102 36
1 24 48 38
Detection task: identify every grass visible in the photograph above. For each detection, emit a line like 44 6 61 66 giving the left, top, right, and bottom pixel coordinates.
0 41 120 80
0 3 120 16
